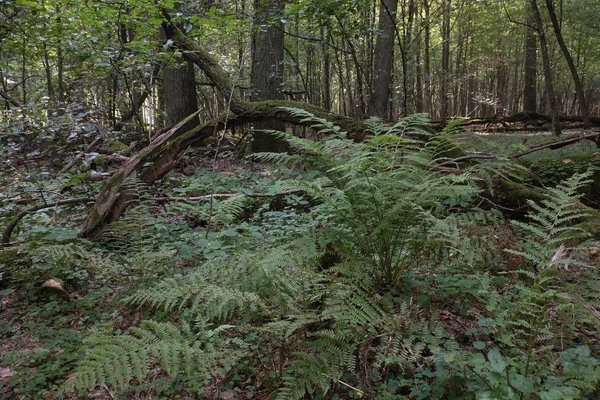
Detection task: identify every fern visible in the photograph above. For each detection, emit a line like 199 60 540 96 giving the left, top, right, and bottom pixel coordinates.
60 320 243 395
507 169 593 270
497 170 598 393
68 110 547 399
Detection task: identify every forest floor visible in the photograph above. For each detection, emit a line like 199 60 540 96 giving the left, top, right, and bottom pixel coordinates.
1 126 600 399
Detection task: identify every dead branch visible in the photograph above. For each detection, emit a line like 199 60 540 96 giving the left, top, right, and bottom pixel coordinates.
0 90 20 107
2 188 307 244
514 132 600 157
144 189 306 202
2 197 96 244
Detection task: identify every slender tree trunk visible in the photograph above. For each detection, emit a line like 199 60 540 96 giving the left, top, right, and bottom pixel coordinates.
57 45 64 103
414 0 423 112
440 0 451 121
251 0 286 152
42 43 54 101
544 0 589 127
423 0 431 115
368 0 398 120
56 9 65 103
529 0 561 135
524 11 537 112
321 27 331 110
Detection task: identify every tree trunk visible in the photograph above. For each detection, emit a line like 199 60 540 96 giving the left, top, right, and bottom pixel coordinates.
423 0 431 115
21 38 27 105
56 7 65 103
321 26 331 111
163 56 199 134
414 0 423 113
160 23 199 136
368 0 398 120
523 11 537 112
440 0 451 121
42 42 54 102
529 0 561 136
544 0 589 127
250 0 287 153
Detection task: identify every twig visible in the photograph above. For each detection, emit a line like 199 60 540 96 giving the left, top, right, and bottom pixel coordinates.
335 379 365 397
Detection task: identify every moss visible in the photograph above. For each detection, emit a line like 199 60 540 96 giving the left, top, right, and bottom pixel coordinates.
498 179 548 206
527 152 600 191
106 138 130 154
93 154 106 166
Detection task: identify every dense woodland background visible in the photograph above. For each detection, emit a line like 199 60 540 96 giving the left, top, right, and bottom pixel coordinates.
1 1 600 399
1 0 599 131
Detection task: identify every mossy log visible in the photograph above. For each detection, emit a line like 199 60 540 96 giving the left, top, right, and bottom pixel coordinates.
80 104 361 239
496 179 600 243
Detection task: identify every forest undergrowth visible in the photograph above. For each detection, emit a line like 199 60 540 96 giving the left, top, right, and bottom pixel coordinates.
1 110 599 399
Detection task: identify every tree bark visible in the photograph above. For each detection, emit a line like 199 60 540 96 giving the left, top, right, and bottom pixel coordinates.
423 0 431 115
368 0 398 120
163 57 199 133
250 0 287 152
440 0 451 121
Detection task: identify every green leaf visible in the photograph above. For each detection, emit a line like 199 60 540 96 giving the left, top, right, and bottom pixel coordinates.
478 317 497 327
474 341 486 350
509 371 534 395
487 348 508 373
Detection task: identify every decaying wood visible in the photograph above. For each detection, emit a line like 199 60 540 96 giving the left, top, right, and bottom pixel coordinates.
514 132 600 157
439 131 600 167
145 189 306 202
456 112 600 130
79 17 363 239
2 188 307 245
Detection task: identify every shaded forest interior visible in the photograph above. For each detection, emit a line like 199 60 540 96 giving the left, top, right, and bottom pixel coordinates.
1 1 600 399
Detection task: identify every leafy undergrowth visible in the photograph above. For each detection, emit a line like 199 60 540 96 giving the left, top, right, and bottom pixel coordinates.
1 112 600 399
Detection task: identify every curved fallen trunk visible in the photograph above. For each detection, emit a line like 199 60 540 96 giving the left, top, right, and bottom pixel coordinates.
80 101 362 239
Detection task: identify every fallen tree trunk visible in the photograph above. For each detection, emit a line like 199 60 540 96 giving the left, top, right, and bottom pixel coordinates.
80 102 361 238
455 112 600 131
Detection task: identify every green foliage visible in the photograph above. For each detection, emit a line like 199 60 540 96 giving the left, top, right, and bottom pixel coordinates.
64 111 486 398
60 320 243 396
5 109 600 399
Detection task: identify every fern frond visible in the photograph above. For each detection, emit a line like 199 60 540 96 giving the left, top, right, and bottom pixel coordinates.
61 320 243 395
